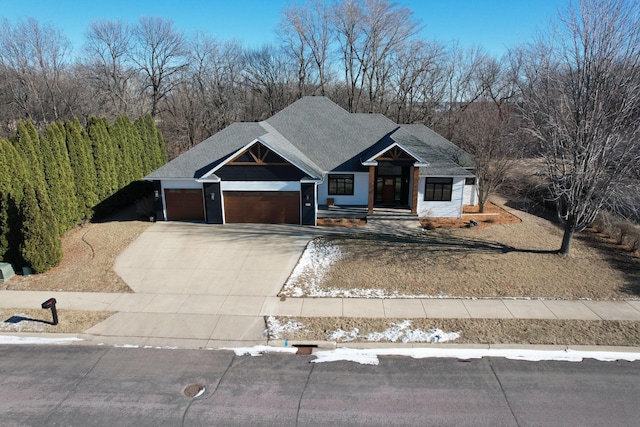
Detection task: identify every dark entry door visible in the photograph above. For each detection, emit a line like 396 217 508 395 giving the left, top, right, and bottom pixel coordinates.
382 177 397 205
204 183 223 224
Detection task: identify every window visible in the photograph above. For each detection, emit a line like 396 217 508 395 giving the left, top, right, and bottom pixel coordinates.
465 177 476 185
328 174 354 195
424 178 453 201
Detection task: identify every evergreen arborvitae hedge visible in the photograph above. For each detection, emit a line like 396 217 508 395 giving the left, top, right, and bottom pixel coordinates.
88 117 118 201
19 184 62 273
0 115 167 273
0 138 27 265
43 122 79 235
64 118 99 221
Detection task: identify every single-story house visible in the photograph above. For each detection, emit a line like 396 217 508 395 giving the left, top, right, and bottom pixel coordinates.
145 96 476 225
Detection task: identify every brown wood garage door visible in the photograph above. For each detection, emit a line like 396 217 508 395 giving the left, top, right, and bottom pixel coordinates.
224 191 300 224
164 188 205 221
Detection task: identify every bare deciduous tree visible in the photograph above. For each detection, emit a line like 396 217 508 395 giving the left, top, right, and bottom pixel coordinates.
83 19 135 116
130 17 188 117
454 102 517 212
0 17 73 122
331 0 420 113
518 0 640 255
280 0 333 96
243 45 295 118
389 39 447 124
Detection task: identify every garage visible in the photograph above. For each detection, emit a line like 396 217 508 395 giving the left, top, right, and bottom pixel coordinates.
164 188 205 221
224 191 300 224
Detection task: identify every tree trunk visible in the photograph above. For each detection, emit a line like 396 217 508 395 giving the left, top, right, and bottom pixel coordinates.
478 199 486 213
559 222 575 255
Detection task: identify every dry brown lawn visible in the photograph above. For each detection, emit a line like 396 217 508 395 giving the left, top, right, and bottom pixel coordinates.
0 308 114 334
3 217 149 293
287 199 640 299
268 316 640 346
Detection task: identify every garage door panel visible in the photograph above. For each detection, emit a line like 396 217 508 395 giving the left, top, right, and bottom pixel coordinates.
164 188 205 221
224 191 300 224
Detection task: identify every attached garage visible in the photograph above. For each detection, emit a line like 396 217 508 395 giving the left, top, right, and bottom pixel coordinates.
164 188 205 221
224 191 300 224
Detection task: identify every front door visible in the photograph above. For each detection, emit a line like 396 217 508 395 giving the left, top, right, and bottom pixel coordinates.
382 177 396 205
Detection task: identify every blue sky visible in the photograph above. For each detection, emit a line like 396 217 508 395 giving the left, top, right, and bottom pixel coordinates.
2 0 564 56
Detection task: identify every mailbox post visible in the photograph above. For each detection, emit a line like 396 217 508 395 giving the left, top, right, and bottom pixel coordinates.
41 298 58 325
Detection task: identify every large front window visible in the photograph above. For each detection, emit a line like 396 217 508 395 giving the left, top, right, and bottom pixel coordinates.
328 174 354 195
424 178 453 201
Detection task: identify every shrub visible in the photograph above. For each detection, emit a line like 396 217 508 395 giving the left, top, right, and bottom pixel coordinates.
618 222 640 253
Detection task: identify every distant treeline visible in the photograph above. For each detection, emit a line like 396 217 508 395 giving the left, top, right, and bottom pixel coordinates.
0 115 167 272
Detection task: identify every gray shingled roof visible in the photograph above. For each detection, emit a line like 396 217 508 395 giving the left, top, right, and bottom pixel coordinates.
145 96 474 180
145 122 266 179
402 124 475 169
390 127 474 177
266 97 399 172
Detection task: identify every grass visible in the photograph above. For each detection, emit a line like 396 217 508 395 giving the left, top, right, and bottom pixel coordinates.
283 200 640 300
267 316 640 346
0 308 114 334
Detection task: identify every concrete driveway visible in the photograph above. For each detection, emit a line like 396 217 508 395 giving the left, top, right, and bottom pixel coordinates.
115 221 311 297
84 221 314 347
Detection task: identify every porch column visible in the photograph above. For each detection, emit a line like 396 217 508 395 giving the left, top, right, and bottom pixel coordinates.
411 166 419 214
368 165 375 213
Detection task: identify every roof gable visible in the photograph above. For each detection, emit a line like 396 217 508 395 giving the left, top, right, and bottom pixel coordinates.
228 142 290 165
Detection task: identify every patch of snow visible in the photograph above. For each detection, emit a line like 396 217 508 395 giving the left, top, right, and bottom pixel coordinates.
327 321 459 343
363 321 460 343
222 345 298 356
0 314 45 333
265 316 309 340
265 319 460 344
0 335 82 345
327 328 360 342
311 347 640 365
113 344 139 348
281 238 343 297
143 345 179 350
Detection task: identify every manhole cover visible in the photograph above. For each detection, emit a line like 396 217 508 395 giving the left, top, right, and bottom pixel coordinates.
183 383 205 398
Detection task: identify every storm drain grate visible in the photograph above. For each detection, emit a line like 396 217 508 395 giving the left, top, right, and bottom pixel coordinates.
183 383 205 398
293 344 318 355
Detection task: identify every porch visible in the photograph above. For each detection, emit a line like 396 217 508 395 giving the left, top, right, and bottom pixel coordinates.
317 204 421 233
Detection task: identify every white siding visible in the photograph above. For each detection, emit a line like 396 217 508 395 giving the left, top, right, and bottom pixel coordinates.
220 181 300 191
463 183 477 205
161 179 202 189
317 172 369 205
417 177 465 218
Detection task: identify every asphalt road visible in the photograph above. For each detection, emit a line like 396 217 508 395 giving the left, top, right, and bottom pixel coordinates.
1 345 639 426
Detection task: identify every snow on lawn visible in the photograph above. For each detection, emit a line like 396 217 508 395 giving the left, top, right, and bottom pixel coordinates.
0 314 45 333
328 320 459 343
332 320 460 343
282 237 451 298
265 316 309 340
266 318 460 344
281 238 343 297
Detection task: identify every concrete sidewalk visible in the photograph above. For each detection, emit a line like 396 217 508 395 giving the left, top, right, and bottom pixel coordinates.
1 289 639 349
